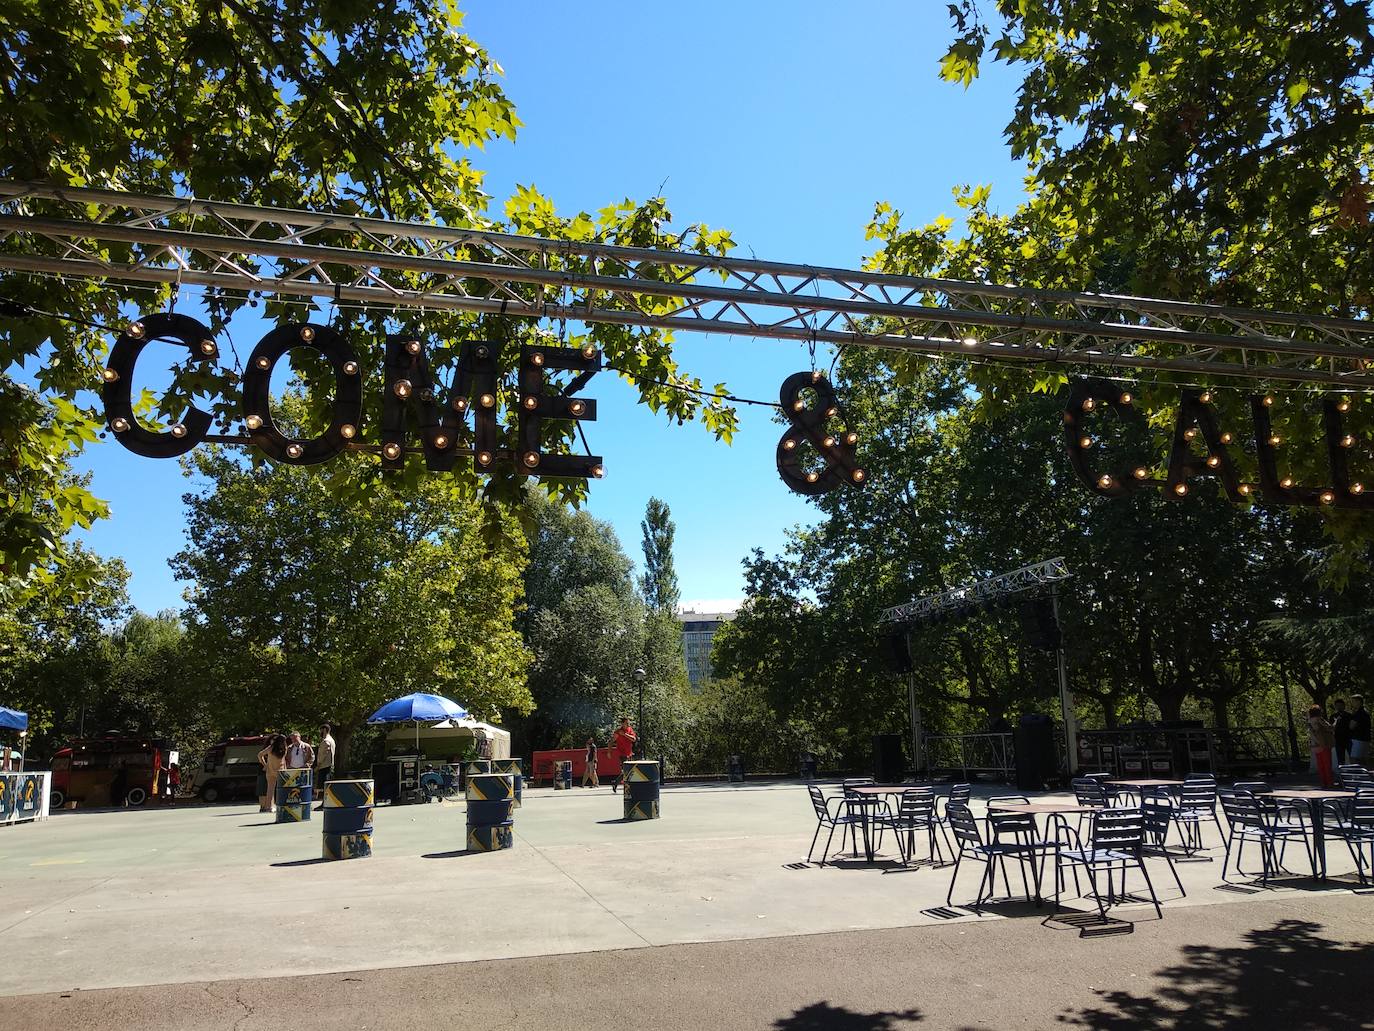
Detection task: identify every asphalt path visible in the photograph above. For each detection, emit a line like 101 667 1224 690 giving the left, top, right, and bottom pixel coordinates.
4 892 1371 1030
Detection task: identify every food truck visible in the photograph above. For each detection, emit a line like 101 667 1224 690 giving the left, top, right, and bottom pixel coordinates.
49 736 176 808
188 735 272 802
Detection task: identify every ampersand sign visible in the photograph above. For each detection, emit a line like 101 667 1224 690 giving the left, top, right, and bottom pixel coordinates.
776 371 866 495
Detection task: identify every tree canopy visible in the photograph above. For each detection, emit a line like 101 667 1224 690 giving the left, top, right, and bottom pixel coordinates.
0 0 739 600
638 497 680 613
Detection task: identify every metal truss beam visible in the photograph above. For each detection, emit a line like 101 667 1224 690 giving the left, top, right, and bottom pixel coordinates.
2 181 1373 388
882 557 1072 625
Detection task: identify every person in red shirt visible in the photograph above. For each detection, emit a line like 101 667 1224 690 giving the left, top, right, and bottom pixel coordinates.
611 716 637 794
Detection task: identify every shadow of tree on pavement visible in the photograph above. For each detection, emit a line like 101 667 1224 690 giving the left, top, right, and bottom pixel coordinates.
774 1002 923 1030
1058 919 1374 1030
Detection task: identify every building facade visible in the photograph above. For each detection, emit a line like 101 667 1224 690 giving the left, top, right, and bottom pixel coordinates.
674 605 738 693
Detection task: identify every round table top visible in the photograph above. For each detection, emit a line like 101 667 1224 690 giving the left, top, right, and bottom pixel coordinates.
1110 779 1184 787
1267 788 1355 799
847 784 933 796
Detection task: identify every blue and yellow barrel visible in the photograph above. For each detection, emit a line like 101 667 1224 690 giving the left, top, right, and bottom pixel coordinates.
322 778 373 860
492 758 523 808
465 773 514 852
462 759 491 793
622 760 661 821
275 768 313 823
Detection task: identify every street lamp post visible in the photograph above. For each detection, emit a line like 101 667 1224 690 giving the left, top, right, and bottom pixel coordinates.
632 667 646 757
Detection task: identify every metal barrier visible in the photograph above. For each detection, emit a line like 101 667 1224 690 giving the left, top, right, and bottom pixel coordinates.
923 733 1015 781
923 725 1289 782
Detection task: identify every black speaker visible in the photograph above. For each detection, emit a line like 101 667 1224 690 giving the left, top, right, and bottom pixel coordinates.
1018 598 1061 651
872 734 905 783
879 629 913 673
1014 713 1057 790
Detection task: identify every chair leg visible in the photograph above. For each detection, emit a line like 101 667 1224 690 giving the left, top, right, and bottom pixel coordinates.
807 820 823 863
1082 863 1108 920
1136 856 1163 919
821 822 838 865
945 852 963 907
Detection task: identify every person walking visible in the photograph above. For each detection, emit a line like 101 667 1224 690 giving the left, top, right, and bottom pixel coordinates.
581 737 600 788
257 734 287 813
611 716 637 794
1332 698 1354 767
166 763 180 806
1308 705 1336 789
314 724 336 810
1350 696 1372 766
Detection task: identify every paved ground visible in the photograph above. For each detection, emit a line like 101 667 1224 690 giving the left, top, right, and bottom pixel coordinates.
0 780 1370 1028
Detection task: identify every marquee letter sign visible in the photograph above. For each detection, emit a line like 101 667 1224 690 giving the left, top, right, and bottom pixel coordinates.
101 313 603 480
1064 377 1371 510
776 371 866 495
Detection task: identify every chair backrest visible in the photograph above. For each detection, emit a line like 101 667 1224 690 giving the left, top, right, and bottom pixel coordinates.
1078 772 1112 782
1141 796 1173 842
1341 766 1374 788
843 778 875 796
1180 783 1217 809
1184 773 1217 784
807 784 831 820
897 790 936 821
1219 788 1265 829
946 802 983 849
1353 790 1374 826
1091 807 1145 851
1233 781 1273 795
988 811 1037 838
949 783 972 805
1072 778 1108 807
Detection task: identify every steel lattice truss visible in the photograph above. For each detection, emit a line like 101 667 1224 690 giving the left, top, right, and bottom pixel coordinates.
2 181 1374 388
882 558 1072 626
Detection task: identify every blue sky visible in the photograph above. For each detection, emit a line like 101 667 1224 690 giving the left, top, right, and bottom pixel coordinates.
71 2 1027 614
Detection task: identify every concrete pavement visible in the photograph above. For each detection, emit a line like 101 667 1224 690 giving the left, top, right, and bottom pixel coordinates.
0 780 1370 1027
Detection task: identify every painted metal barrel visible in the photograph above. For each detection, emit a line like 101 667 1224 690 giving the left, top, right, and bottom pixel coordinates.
462 759 491 792
492 758 523 808
465 773 515 852
323 831 373 860
321 778 374 860
622 760 661 821
275 768 313 823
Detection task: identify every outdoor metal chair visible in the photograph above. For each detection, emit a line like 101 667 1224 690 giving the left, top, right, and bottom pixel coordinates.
1071 777 1111 834
935 782 971 826
1080 771 1135 806
1323 789 1374 885
1218 789 1313 886
986 809 1064 902
1140 795 1187 895
880 789 950 866
1170 780 1223 852
943 803 1041 913
805 784 857 865
1055 807 1163 920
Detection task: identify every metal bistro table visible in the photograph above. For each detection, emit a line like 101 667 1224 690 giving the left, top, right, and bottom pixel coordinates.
843 785 932 864
986 801 1101 903
1268 789 1355 880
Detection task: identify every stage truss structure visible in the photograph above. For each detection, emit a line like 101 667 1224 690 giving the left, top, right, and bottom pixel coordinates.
882 557 1072 626
1 182 1373 389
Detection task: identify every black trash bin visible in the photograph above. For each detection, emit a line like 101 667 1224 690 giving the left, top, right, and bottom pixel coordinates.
798 754 818 780
872 734 905 784
1014 714 1057 791
727 755 745 782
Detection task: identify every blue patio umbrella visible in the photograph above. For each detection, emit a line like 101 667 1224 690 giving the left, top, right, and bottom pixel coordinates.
367 693 469 756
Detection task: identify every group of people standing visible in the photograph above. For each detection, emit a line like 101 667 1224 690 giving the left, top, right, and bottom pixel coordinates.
256 724 336 812
1307 696 1371 787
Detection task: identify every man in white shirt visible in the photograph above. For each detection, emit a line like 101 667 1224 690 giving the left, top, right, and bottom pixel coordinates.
285 731 314 771
314 724 336 810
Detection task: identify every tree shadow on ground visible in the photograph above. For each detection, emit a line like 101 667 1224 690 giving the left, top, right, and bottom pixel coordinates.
773 1002 922 1030
1058 918 1374 1030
